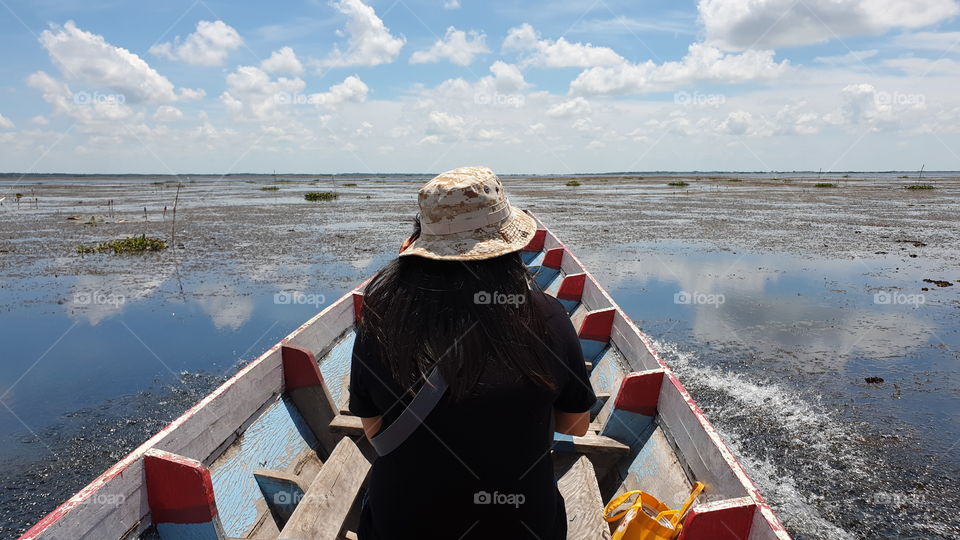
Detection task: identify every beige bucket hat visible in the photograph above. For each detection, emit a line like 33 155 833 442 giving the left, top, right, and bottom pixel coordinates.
400 166 537 261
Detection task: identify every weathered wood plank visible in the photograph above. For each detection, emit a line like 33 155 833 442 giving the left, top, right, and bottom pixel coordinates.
328 414 365 438
278 438 371 540
657 377 748 501
557 456 611 540
338 373 352 415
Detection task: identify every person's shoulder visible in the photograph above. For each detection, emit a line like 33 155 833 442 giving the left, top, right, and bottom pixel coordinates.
528 289 567 320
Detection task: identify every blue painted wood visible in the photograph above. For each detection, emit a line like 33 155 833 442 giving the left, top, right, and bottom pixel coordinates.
254 473 305 528
552 432 576 453
626 424 674 484
590 346 630 396
557 298 579 314
530 266 561 289
543 271 565 297
156 520 225 540
601 407 655 447
579 339 608 364
209 397 318 538
318 330 356 405
524 250 545 266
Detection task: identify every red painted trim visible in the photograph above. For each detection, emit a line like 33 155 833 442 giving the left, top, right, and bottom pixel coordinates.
352 291 364 323
523 228 546 252
556 273 585 302
614 370 664 417
542 247 564 269
677 502 756 540
144 450 218 524
578 308 615 342
282 345 323 391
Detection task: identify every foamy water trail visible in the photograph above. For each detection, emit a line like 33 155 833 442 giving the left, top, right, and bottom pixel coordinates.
650 339 888 540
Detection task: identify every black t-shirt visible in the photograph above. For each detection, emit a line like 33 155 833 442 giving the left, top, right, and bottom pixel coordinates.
349 290 597 540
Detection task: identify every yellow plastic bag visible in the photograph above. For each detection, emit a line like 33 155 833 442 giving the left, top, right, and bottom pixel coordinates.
602 482 704 540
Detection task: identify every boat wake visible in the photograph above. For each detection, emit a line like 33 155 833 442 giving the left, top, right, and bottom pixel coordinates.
650 339 959 540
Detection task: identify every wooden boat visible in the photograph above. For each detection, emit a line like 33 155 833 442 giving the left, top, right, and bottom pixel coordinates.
20 213 790 540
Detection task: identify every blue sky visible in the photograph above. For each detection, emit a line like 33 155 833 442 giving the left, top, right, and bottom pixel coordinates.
1 0 960 173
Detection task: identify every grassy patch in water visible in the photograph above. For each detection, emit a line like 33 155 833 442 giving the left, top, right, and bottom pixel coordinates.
78 235 167 255
304 191 339 202
343 183 358 187
668 181 689 187
565 180 581 187
815 182 836 188
905 184 935 190
727 178 742 182
260 186 280 191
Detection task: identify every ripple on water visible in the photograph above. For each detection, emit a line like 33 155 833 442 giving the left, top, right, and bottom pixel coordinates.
651 339 960 540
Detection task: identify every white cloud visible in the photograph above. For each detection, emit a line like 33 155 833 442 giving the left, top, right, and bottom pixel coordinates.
427 111 466 134
699 0 960 50
27 70 135 124
547 97 591 117
486 61 529 92
220 65 368 122
31 115 49 126
309 75 369 107
720 110 753 135
570 42 789 95
443 0 461 9
153 105 183 122
0 114 13 129
893 31 960 51
39 21 177 103
261 46 305 75
150 20 243 66
822 83 908 131
178 87 206 101
410 27 489 66
317 0 405 68
883 56 960 75
220 66 305 121
814 50 879 66
503 23 625 67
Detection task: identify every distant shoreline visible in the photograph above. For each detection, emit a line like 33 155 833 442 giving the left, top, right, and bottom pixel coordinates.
0 170 956 179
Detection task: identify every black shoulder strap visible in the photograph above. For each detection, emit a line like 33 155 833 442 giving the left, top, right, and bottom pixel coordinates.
369 366 448 456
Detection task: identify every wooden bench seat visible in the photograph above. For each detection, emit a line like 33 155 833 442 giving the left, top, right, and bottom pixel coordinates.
278 437 371 540
557 455 611 539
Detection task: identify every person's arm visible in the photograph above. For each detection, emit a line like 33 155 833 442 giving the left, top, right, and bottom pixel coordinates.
544 294 598 436
359 415 383 440
554 409 589 436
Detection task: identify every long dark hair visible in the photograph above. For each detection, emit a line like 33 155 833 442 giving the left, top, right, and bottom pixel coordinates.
359 230 557 401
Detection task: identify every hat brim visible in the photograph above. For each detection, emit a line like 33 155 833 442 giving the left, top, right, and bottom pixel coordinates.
399 206 538 261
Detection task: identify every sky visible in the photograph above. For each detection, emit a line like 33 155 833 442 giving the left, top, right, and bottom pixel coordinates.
1 0 960 174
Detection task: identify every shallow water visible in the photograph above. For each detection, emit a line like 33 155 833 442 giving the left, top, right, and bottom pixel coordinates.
582 242 960 539
1 176 958 538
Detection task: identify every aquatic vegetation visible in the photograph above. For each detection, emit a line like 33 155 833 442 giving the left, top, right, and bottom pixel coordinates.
905 184 935 190
260 186 280 191
814 183 836 188
668 181 690 187
77 234 167 254
343 183 358 187
565 180 581 187
304 191 339 202
727 178 742 182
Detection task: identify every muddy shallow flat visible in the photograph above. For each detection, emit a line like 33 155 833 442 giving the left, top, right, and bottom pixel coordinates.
1 174 958 538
